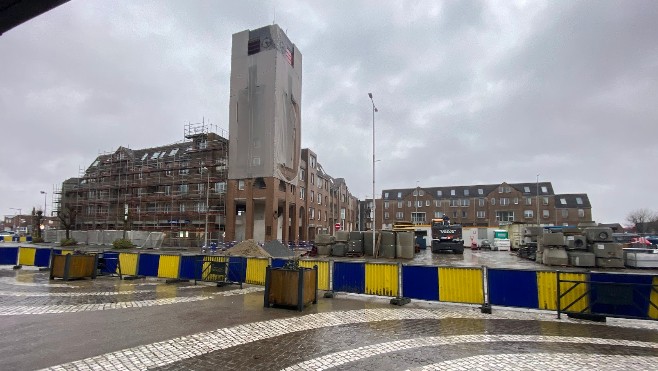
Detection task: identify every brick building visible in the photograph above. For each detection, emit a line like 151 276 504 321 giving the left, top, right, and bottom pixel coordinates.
369 181 592 229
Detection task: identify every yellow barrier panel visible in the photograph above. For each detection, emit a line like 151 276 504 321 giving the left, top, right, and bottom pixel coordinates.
202 256 228 282
299 260 330 291
157 255 181 279
438 267 483 304
119 253 139 276
245 257 269 285
649 276 658 319
365 263 398 297
3 236 11 242
18 247 36 266
537 271 589 312
19 236 27 242
60 250 73 255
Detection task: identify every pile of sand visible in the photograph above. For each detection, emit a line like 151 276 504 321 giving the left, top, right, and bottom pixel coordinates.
225 239 271 257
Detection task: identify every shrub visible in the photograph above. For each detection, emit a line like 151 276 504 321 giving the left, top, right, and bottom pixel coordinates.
112 238 134 249
60 238 78 246
32 236 45 243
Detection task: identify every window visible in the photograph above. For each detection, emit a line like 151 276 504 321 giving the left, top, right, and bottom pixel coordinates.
449 199 460 207
411 212 425 223
500 198 509 206
397 201 403 208
179 203 186 212
407 201 412 207
384 212 389 220
491 198 496 205
525 197 532 205
461 199 470 207
452 211 458 218
247 37 260 55
417 200 423 207
413 190 418 196
179 184 188 194
541 186 548 193
196 202 206 213
576 197 583 205
238 180 245 190
425 200 430 206
462 211 467 218
478 198 485 207
434 200 440 207
164 185 171 195
543 210 549 218
464 189 469 196
317 193 322 205
300 169 305 181
311 174 315 185
561 209 568 218
215 182 226 194
396 212 404 220
309 208 314 219
476 211 485 219
498 186 504 193
251 157 260 166
578 209 585 218
560 198 567 205
542 197 549 205
478 188 483 195
384 192 389 199
495 211 514 222
419 190 424 196
437 190 442 197
384 201 389 209
397 192 402 198
450 189 456 196
300 187 305 200
198 183 205 194
310 156 316 168
311 191 314 201
524 186 530 193
434 211 442 218
524 210 534 218
513 197 519 205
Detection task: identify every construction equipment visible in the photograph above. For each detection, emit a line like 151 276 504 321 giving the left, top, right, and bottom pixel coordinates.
430 217 464 254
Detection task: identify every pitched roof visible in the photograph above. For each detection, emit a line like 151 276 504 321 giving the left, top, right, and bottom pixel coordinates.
382 182 555 200
554 194 591 208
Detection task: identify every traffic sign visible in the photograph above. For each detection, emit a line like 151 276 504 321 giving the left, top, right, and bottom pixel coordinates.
335 223 341 230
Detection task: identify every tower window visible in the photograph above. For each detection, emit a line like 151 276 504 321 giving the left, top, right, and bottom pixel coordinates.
248 38 260 55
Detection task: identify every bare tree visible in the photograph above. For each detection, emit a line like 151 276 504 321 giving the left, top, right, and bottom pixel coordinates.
57 206 78 240
626 208 658 233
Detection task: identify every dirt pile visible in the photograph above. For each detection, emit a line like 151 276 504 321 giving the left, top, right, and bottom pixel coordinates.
226 240 271 257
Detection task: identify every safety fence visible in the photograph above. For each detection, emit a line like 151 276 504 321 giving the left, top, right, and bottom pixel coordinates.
0 246 656 320
2 236 33 243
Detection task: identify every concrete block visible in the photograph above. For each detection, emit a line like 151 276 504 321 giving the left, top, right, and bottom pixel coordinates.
331 243 347 257
583 227 613 243
541 233 565 247
566 235 587 250
542 247 568 266
596 257 624 268
592 243 623 259
567 251 595 267
335 231 349 242
316 245 331 256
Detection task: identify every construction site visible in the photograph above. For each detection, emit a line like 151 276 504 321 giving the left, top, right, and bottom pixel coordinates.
54 122 229 248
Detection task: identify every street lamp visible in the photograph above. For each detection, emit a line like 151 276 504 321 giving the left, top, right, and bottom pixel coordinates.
201 167 210 249
368 93 378 250
40 191 47 217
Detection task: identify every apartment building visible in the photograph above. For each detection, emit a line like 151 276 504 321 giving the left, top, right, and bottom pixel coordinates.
371 182 592 229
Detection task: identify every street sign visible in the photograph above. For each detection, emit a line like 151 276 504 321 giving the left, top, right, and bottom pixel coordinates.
335 223 341 230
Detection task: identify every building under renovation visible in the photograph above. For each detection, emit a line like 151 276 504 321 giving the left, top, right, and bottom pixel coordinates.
57 123 228 247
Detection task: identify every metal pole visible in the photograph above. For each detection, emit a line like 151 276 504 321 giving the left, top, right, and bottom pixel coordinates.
536 173 540 226
41 191 47 217
368 93 377 251
203 167 210 249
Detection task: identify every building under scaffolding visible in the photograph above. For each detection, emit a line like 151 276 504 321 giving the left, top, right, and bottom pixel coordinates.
56 123 228 247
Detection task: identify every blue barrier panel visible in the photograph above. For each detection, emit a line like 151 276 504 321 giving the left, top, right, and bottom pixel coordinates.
488 269 539 309
402 265 438 301
52 249 62 255
271 258 288 268
589 273 653 319
26 236 33 242
333 261 365 294
101 252 119 274
179 255 200 280
0 247 19 265
34 248 52 267
137 254 160 277
228 256 246 283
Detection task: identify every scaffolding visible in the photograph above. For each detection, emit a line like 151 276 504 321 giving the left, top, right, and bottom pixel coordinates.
54 122 229 247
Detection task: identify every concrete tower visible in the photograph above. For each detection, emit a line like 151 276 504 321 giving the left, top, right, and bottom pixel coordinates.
226 24 302 243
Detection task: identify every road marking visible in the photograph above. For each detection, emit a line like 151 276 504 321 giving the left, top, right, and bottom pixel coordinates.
284 335 658 370
412 353 658 370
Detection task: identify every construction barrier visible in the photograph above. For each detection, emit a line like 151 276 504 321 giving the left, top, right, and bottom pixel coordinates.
402 265 438 301
438 267 484 304
365 262 398 297
3 236 12 242
100 251 120 275
246 257 269 285
118 252 139 276
299 259 330 291
538 271 589 312
587 272 655 319
333 261 365 294
179 255 200 280
157 254 181 279
488 268 540 309
0 247 19 265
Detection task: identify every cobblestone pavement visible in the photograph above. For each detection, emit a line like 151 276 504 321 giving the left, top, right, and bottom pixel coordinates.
1 266 657 370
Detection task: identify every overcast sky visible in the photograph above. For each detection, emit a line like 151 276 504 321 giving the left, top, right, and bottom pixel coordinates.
1 0 657 224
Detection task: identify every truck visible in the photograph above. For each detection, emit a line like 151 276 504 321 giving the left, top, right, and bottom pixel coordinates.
492 229 511 251
430 217 464 254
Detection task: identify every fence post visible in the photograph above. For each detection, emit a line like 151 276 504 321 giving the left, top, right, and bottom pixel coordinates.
556 270 561 319
398 261 402 298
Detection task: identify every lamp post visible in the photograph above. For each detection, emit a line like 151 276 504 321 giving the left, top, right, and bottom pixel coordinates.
536 173 540 226
201 167 210 249
40 191 47 217
368 93 378 250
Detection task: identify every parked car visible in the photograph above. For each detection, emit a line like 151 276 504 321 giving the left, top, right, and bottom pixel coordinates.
480 239 492 250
